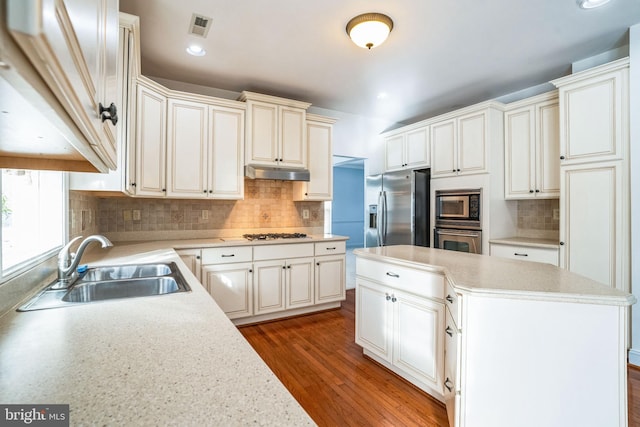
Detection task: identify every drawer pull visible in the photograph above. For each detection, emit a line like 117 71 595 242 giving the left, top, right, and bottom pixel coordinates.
445 378 453 392
385 293 391 301
446 294 454 303
326 247 337 250
445 326 453 337
391 295 397 303
386 272 400 278
514 253 528 257
221 254 235 258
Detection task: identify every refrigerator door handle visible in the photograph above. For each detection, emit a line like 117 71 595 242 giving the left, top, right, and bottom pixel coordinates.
377 192 384 246
381 191 388 246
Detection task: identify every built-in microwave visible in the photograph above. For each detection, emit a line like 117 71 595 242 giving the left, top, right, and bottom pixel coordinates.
435 189 481 229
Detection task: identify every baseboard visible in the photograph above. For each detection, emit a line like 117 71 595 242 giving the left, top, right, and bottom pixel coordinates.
629 348 640 367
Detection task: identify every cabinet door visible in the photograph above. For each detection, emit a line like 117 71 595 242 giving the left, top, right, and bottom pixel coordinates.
504 105 536 199
393 291 445 392
385 134 405 171
558 67 627 164
405 127 430 169
315 255 345 303
135 83 167 196
7 0 119 169
444 308 460 427
299 121 333 200
560 161 626 291
176 248 202 282
536 100 560 198
202 262 253 319
279 106 307 168
253 260 286 315
286 258 315 309
431 119 457 178
355 279 392 362
209 106 245 199
245 101 278 166
166 98 208 198
457 110 487 175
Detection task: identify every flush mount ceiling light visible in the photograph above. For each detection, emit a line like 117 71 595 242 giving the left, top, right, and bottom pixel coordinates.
346 13 393 49
186 44 206 56
578 0 611 9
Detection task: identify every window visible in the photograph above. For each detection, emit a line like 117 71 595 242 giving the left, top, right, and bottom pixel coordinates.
1 169 66 280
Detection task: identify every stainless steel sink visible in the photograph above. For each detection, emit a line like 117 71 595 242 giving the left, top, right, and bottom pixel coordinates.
18 262 190 311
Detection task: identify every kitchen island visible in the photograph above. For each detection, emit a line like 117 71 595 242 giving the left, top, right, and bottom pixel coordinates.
0 241 320 426
354 245 634 427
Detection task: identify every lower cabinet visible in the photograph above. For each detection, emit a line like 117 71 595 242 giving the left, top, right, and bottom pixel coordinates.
489 242 559 266
253 257 315 315
444 306 461 427
175 248 202 281
356 278 444 395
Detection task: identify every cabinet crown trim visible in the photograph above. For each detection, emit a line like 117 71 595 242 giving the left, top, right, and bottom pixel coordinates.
238 91 311 109
503 90 558 110
550 57 629 87
306 113 337 124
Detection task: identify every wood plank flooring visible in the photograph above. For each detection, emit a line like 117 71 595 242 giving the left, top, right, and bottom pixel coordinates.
241 289 640 427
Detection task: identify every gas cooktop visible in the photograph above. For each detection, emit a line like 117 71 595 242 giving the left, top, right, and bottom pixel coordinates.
242 233 308 241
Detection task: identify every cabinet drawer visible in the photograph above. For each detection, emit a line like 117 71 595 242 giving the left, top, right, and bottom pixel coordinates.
356 258 444 301
444 279 461 328
253 243 314 261
202 246 252 264
490 243 559 266
314 241 346 255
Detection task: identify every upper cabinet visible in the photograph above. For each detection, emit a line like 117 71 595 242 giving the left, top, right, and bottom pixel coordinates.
504 92 560 199
239 91 311 169
430 104 503 178
293 114 337 201
4 0 119 171
551 58 629 165
383 125 429 172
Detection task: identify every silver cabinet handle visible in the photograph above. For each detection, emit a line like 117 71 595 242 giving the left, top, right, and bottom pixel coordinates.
514 253 528 257
445 326 453 337
445 378 453 392
386 272 399 278
446 294 454 303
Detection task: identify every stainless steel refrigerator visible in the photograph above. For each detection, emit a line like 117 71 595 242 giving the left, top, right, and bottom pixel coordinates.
365 169 430 247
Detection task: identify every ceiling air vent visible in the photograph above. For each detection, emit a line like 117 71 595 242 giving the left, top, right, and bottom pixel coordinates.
188 13 212 38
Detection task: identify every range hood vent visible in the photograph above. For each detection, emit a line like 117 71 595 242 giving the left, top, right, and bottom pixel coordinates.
245 165 310 181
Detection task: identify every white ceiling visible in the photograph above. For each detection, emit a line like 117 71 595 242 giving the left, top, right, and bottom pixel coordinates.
120 0 640 124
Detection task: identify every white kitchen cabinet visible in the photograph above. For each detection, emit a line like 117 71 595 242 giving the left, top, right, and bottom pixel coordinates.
293 114 337 201
444 308 460 427
560 161 628 291
490 242 559 266
201 246 253 319
7 0 119 170
356 278 444 395
430 104 502 178
383 126 429 172
253 258 315 315
134 78 167 197
176 248 201 282
504 92 560 199
208 106 245 199
551 58 629 165
240 91 311 169
314 241 346 304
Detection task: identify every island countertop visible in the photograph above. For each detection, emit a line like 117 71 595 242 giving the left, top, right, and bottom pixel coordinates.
354 245 635 306
0 242 316 426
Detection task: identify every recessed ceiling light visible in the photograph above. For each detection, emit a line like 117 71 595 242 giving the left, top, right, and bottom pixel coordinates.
578 0 611 9
186 45 206 56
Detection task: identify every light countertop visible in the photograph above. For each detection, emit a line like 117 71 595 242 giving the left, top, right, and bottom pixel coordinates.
0 239 325 425
354 245 635 306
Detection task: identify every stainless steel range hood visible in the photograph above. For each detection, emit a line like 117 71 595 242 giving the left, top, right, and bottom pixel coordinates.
244 165 310 181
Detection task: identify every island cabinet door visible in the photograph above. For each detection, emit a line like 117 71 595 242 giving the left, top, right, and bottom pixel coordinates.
393 291 445 392
355 279 393 362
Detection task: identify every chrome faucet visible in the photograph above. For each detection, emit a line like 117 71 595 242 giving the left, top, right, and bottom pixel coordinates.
53 235 113 289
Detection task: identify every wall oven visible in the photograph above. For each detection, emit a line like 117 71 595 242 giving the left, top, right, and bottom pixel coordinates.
434 189 482 254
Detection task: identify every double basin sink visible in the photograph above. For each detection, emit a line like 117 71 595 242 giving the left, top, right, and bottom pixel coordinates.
19 262 190 311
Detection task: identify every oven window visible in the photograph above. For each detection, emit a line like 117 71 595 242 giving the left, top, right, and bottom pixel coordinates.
443 240 471 252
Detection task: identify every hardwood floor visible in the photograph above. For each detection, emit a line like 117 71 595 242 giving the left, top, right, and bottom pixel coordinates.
241 290 640 427
240 289 449 426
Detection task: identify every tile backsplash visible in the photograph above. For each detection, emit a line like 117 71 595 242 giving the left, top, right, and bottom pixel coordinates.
516 199 560 239
70 180 323 241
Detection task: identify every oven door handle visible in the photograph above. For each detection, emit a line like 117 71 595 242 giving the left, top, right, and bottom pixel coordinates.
437 231 480 238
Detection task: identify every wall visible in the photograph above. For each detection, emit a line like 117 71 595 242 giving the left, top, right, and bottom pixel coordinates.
629 24 640 366
71 180 323 242
332 164 365 248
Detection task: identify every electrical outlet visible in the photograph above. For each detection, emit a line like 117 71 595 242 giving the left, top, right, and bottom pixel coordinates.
553 209 560 220
202 210 208 220
123 210 132 222
81 210 87 231
133 210 141 221
302 209 310 219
